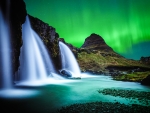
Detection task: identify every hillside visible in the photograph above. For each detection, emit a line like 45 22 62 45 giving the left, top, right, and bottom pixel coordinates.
77 34 149 73
73 33 150 83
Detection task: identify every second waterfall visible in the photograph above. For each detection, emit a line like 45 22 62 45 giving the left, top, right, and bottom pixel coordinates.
18 16 56 83
59 41 81 78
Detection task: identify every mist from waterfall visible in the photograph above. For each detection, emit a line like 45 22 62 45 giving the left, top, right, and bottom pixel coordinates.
0 11 12 89
59 41 81 77
18 16 56 82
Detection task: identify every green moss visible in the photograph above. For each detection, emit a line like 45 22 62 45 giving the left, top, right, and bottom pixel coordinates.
113 71 150 82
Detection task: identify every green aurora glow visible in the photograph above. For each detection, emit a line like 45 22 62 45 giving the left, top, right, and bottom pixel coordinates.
24 0 150 60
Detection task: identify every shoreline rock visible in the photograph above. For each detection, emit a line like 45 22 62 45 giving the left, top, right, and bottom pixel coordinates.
57 101 150 113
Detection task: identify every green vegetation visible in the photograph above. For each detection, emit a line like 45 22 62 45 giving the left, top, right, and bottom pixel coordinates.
113 71 150 82
77 50 150 73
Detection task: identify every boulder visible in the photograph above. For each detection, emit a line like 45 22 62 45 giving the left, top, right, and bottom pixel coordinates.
59 69 72 77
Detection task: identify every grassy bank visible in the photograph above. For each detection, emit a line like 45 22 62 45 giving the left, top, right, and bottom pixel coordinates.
112 71 150 82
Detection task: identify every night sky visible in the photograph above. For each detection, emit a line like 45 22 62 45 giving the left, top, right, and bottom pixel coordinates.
23 0 150 60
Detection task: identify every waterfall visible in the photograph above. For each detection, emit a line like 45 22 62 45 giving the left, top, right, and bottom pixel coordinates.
59 41 81 77
0 10 12 89
18 16 55 83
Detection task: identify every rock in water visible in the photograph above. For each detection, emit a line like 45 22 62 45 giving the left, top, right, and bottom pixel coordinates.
59 69 72 77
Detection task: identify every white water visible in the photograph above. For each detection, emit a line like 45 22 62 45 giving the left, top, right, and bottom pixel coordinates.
0 11 12 89
18 16 56 83
0 11 40 98
59 41 81 77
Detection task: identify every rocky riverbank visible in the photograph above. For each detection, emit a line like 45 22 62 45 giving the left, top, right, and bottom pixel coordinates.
112 71 150 83
98 88 150 105
56 101 150 113
57 88 150 113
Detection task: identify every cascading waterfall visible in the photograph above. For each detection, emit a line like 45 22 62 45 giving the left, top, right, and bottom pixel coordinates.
0 10 12 89
0 10 79 90
59 41 81 77
18 16 56 83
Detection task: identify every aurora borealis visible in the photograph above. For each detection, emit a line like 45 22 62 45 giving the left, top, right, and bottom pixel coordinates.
23 0 150 60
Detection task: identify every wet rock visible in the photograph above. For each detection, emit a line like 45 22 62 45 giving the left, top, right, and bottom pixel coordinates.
141 75 150 86
57 101 150 113
97 88 150 105
59 69 72 77
84 70 103 75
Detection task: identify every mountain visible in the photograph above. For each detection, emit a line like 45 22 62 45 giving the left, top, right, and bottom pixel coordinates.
76 33 150 74
81 33 113 52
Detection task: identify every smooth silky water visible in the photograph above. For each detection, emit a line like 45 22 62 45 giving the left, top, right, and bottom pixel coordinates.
0 10 12 89
1 73 150 112
17 16 58 85
59 41 81 77
0 14 64 98
0 11 42 98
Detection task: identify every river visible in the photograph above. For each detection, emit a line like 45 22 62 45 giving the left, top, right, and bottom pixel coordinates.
0 73 149 112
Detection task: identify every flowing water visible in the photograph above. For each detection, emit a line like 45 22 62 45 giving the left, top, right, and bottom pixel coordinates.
0 10 12 89
18 16 56 84
59 41 81 77
0 15 61 97
0 74 149 112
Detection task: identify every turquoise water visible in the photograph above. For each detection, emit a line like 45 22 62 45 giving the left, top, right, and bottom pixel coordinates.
0 74 149 112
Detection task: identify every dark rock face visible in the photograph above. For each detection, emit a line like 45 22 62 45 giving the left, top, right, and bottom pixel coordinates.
58 38 79 58
141 75 150 86
81 33 113 52
140 56 150 65
0 0 27 75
